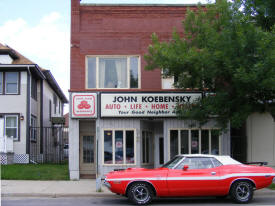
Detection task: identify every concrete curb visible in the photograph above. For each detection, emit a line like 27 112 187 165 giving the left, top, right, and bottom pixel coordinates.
1 193 117 198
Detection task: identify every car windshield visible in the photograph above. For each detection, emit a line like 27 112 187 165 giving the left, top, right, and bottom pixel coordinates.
162 156 183 169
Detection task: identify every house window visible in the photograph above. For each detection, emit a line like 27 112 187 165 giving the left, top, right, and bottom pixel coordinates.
5 72 19 94
31 76 37 100
87 56 140 89
58 101 61 114
30 115 37 141
49 100 52 119
169 129 221 159
5 115 19 140
103 129 135 165
161 69 178 89
53 95 57 114
0 72 3 94
142 131 152 164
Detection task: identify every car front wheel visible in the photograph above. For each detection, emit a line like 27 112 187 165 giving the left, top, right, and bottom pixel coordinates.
230 181 253 203
127 182 153 205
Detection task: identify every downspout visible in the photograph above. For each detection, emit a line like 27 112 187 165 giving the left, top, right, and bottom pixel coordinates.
26 66 31 156
40 79 43 153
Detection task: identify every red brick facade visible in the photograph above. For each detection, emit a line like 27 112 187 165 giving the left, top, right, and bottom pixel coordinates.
70 0 197 92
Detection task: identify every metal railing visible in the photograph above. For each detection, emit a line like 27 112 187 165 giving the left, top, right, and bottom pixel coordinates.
29 126 68 164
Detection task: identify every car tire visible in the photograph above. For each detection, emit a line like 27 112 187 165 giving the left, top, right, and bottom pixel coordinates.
127 182 153 205
230 181 253 204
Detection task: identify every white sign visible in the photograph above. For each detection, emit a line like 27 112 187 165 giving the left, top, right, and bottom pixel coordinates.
101 93 201 117
71 93 97 118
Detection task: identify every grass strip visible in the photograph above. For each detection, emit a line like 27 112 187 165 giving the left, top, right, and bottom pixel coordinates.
1 163 69 180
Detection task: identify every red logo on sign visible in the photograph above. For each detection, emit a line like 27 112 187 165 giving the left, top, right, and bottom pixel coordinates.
77 100 91 109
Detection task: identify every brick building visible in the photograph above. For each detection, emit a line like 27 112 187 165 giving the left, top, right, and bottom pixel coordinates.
69 0 232 180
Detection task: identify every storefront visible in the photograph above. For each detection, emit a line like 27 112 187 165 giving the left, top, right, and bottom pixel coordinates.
69 92 230 179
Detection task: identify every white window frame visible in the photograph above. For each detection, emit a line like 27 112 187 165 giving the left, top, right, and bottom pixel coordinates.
5 72 19 94
5 115 19 141
102 128 136 166
168 128 221 159
141 130 153 165
86 55 141 89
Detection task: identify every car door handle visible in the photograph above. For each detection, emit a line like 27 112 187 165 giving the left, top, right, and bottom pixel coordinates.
211 172 216 175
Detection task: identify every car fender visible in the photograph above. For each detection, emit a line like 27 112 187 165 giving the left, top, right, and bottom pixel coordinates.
125 179 157 197
228 178 256 193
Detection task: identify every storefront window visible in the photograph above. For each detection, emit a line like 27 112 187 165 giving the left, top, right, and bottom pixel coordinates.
201 130 209 154
169 129 221 159
180 130 189 154
115 131 123 164
104 130 113 164
126 130 134 164
103 129 135 165
211 130 220 155
170 130 178 159
191 130 199 154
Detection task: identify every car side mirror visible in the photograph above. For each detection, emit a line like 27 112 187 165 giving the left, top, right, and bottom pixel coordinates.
183 165 189 170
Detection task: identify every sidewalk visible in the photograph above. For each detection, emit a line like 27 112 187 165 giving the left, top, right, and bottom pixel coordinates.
1 179 275 198
1 180 114 198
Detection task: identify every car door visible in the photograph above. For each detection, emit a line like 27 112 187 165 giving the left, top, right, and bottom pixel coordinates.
167 157 222 196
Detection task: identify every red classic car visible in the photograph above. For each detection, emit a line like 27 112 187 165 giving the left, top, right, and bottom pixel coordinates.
103 154 275 205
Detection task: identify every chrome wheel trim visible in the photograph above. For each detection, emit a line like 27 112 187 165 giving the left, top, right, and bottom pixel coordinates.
236 183 250 200
132 185 149 202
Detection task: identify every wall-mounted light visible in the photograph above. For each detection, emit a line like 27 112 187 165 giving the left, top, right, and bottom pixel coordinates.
20 115 24 121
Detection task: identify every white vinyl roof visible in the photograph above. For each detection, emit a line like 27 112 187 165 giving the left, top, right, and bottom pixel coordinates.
179 154 242 165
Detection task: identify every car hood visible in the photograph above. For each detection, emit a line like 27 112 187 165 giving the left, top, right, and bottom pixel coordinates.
105 167 167 180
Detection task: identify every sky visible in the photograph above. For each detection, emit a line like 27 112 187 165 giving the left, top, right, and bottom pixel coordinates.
0 0 208 113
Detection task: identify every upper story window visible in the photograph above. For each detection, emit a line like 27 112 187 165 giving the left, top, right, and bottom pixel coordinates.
161 69 178 89
0 72 3 94
53 95 57 114
31 76 37 100
5 72 19 94
49 100 52 119
86 56 140 89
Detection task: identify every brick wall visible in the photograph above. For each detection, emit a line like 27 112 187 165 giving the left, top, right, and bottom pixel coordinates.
70 0 197 91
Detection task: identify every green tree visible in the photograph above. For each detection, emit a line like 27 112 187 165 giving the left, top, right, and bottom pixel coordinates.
145 0 275 129
242 0 275 31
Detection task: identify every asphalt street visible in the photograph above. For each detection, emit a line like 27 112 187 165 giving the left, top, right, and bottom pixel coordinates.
2 195 275 206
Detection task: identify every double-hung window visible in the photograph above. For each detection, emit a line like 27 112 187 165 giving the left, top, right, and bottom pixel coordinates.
103 129 135 165
169 129 221 159
0 72 3 94
5 115 19 140
30 116 37 141
87 56 139 89
31 76 37 100
5 72 19 94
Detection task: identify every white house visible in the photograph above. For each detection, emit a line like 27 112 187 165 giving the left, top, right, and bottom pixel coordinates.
0 43 68 164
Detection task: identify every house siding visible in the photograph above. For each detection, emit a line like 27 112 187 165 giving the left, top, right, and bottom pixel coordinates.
0 71 27 154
